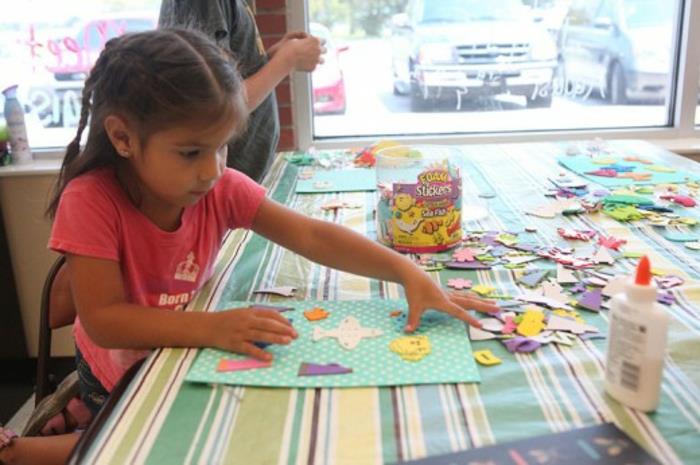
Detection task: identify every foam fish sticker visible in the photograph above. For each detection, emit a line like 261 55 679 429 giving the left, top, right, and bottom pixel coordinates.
389 335 432 362
312 316 383 350
304 307 330 321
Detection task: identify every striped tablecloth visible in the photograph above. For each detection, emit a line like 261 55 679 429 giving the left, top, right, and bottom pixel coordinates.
76 140 700 464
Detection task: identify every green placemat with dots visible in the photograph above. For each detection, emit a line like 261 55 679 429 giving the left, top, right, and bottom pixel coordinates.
185 300 480 388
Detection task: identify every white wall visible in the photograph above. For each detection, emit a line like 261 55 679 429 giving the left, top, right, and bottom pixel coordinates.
0 173 74 357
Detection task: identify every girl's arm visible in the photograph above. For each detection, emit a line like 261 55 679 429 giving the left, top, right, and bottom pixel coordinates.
244 33 324 110
252 199 498 331
66 254 296 360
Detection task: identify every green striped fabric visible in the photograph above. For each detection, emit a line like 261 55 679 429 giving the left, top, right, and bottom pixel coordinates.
79 141 700 465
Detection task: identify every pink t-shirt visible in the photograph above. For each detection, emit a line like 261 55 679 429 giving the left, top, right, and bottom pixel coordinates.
49 167 266 391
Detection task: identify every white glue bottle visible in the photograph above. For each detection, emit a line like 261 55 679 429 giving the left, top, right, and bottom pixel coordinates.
605 256 669 411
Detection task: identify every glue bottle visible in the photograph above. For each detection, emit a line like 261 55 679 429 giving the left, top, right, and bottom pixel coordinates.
604 256 669 411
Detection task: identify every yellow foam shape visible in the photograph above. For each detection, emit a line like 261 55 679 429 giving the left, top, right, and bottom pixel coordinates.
472 285 495 296
516 310 545 337
474 349 502 366
389 335 431 362
552 309 584 324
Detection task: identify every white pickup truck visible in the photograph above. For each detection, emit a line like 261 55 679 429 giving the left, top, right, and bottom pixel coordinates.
390 0 558 110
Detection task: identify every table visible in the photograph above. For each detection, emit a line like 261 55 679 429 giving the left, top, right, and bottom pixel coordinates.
71 140 700 464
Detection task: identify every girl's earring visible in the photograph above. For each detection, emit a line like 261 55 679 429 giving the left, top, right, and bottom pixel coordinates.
119 150 130 158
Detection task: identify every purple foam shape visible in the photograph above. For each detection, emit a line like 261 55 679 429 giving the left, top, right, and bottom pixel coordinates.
569 283 587 294
446 260 492 270
657 292 676 306
503 337 541 353
298 362 353 376
578 289 602 312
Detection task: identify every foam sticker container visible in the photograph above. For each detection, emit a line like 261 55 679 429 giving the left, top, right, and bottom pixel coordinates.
376 145 463 253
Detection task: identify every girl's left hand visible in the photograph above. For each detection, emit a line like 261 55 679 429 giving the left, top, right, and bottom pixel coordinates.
403 271 499 332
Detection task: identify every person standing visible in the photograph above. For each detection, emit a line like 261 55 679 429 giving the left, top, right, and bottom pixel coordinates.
159 0 325 182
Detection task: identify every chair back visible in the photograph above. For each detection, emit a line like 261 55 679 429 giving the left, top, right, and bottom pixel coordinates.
36 255 77 405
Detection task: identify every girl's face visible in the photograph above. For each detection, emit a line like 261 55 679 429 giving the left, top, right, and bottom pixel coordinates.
126 115 239 227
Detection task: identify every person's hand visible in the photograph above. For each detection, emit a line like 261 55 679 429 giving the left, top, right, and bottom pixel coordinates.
402 269 499 332
0 427 17 448
277 34 326 72
267 31 309 58
210 306 297 360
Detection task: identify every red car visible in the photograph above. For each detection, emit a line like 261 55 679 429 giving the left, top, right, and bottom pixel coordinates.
310 23 348 115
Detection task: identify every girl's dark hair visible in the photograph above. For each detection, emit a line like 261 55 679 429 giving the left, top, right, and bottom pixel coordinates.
46 27 247 218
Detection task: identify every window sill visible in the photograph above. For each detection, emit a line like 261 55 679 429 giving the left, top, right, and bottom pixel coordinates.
0 158 62 178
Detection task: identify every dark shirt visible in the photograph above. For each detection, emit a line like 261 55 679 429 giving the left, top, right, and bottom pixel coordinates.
159 0 280 182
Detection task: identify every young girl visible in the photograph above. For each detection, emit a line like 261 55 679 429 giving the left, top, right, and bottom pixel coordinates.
0 27 497 464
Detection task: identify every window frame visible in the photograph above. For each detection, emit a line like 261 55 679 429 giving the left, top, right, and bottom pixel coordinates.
290 0 700 152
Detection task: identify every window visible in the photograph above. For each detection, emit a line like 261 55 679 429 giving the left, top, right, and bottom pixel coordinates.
697 65 700 126
306 0 696 141
0 1 159 150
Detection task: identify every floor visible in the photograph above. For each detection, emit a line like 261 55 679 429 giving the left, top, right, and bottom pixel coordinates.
1 358 74 431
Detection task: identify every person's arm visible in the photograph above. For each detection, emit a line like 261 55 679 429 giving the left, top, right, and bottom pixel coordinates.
244 32 325 110
251 199 498 331
67 254 296 360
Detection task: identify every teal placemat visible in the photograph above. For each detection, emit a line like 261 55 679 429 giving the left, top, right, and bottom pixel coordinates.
558 155 697 186
295 168 376 193
185 300 480 388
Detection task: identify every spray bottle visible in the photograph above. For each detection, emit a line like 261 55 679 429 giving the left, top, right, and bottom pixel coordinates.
604 256 669 411
2 85 32 164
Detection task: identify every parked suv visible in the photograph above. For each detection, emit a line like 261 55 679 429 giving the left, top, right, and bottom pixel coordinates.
390 0 558 110
557 0 677 104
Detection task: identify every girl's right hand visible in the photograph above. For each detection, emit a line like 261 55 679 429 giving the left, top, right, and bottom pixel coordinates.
210 307 297 360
